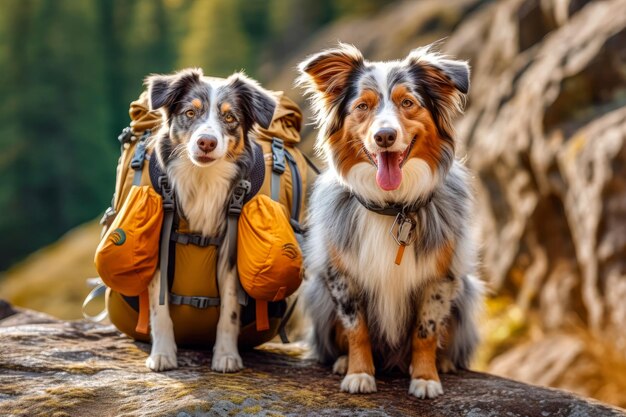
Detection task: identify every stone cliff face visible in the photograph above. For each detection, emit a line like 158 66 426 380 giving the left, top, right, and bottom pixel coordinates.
1 303 624 417
448 0 626 404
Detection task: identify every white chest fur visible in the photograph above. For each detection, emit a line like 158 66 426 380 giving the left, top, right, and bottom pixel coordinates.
342 209 442 346
168 158 238 237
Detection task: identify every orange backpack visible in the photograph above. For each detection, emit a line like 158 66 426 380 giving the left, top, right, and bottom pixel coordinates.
89 89 316 348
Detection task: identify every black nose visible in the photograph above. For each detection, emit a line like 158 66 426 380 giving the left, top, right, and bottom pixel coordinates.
197 135 217 153
374 128 397 148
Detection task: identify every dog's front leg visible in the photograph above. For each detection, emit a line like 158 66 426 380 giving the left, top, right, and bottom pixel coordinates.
211 266 243 373
146 269 178 371
409 274 460 399
326 269 376 393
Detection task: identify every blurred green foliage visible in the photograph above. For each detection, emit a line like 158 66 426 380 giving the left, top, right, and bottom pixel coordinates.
0 0 393 271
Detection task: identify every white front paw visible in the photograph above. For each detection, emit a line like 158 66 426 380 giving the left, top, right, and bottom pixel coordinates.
340 373 377 394
409 378 443 399
332 355 348 375
211 352 244 373
146 349 178 372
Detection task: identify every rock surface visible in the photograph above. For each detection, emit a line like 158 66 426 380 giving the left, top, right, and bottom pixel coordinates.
1 306 624 417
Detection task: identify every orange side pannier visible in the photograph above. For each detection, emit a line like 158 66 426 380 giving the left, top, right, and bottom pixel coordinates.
237 194 303 331
94 185 162 333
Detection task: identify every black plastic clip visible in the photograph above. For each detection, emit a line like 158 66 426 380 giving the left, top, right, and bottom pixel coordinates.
118 127 132 144
158 175 175 212
271 138 286 175
130 141 147 170
228 179 251 216
190 297 211 309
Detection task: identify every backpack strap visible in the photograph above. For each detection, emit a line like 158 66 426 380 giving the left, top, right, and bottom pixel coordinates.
130 129 151 186
226 142 265 306
227 178 251 307
157 175 175 306
277 296 299 343
148 155 176 307
270 138 286 201
82 279 108 322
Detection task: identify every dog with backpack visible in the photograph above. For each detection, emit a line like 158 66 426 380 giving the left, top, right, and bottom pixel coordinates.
93 68 310 372
297 44 484 399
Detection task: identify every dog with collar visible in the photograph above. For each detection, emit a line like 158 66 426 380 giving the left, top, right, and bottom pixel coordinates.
297 44 484 398
143 68 276 373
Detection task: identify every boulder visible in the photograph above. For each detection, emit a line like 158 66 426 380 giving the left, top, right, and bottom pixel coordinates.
1 305 624 417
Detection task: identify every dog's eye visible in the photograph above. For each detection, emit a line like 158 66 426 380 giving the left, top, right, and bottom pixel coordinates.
356 103 368 111
224 114 236 123
185 110 195 118
401 99 414 108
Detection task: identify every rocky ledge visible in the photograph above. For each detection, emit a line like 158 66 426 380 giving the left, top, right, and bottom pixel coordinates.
0 302 624 417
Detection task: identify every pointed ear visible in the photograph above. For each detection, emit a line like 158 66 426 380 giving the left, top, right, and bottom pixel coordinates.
405 46 470 139
226 73 276 130
297 43 364 102
437 58 470 94
144 68 203 112
406 46 470 95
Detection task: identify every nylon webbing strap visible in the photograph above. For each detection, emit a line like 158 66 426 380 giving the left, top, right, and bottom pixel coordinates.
82 283 108 322
169 292 220 309
227 179 251 306
277 296 299 344
271 138 285 201
159 175 175 305
285 151 302 222
285 151 304 247
130 130 150 186
171 231 223 247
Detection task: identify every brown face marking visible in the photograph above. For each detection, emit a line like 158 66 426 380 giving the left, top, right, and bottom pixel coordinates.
226 129 245 160
220 102 232 113
191 98 202 109
326 90 379 176
388 84 446 172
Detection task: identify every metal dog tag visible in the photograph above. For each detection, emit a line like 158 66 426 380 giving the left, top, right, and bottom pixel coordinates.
390 213 416 265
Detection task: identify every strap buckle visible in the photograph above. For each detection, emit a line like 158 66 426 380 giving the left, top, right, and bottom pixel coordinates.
118 127 132 144
172 232 217 247
159 175 175 211
130 140 147 170
228 179 251 215
190 297 210 309
169 293 218 309
271 138 286 175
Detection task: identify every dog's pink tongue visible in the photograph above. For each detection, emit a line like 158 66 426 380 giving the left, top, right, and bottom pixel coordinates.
376 152 403 191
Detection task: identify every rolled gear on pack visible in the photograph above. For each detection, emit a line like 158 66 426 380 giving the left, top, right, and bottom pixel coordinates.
92 88 311 349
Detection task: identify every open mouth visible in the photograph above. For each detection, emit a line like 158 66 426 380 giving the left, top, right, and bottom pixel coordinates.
364 136 417 191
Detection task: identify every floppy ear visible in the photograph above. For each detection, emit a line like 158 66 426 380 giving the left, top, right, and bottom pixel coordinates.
226 73 276 130
145 68 203 112
405 46 470 139
297 43 364 102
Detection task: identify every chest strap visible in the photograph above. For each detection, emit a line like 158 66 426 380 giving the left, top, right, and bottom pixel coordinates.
169 293 220 309
171 231 224 247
